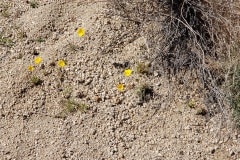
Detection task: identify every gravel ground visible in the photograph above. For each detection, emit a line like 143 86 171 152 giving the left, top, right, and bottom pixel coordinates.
0 1 240 160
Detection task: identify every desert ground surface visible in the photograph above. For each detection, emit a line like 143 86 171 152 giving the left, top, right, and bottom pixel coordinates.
0 0 240 160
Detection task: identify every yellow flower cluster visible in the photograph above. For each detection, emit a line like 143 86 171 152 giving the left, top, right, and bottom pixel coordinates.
27 26 86 71
117 69 133 92
28 56 42 72
28 56 67 72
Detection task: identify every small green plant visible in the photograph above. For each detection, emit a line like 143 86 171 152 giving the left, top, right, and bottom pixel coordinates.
65 100 77 113
196 108 207 116
67 42 79 52
78 103 88 112
55 99 88 119
0 34 13 47
136 62 150 74
187 99 196 108
36 37 45 43
65 99 88 113
31 76 43 86
27 0 39 8
136 84 153 104
0 4 9 18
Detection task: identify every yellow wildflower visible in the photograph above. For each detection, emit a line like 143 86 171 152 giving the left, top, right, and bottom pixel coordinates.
117 83 124 92
34 56 42 65
28 65 34 72
76 27 85 37
124 69 132 77
57 60 66 68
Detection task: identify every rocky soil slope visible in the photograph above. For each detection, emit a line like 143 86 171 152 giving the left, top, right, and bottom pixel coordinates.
0 1 239 159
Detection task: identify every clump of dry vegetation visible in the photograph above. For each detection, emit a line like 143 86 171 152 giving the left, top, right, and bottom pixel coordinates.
0 32 14 47
31 76 43 86
55 99 88 119
136 62 151 75
136 84 154 105
111 0 240 126
231 65 240 128
26 0 39 8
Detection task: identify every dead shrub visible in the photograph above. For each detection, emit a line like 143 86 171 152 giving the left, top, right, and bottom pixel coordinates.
111 0 240 121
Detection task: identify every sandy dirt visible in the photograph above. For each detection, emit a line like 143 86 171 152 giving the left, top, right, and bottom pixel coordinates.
0 1 240 160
